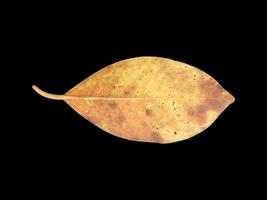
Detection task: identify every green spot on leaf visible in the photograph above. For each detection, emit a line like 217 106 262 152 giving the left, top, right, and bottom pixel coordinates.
85 98 92 104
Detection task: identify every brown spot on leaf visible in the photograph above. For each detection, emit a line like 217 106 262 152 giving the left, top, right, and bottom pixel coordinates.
199 78 224 98
124 91 130 95
186 78 231 126
145 109 153 116
204 99 225 112
123 84 136 96
187 95 229 126
151 131 164 143
108 101 117 108
187 78 232 126
117 115 125 123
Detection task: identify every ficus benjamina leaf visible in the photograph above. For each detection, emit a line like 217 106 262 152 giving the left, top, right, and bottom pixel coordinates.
33 56 235 144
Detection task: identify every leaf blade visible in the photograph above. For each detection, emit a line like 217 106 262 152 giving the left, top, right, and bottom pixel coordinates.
62 57 235 143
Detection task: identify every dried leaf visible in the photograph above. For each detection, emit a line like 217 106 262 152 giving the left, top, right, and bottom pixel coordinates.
33 56 235 143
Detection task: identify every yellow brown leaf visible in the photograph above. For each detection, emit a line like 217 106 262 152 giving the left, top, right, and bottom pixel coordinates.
32 56 235 143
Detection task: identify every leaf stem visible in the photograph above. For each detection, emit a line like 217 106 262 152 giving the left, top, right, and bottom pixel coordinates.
32 85 80 100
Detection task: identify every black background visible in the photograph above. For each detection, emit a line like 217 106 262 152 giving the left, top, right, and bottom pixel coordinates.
27 3 258 192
